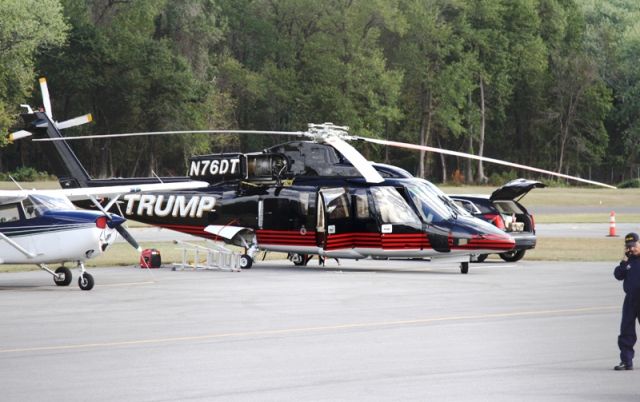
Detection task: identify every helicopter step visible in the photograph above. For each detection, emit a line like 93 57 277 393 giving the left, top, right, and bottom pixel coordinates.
171 240 242 272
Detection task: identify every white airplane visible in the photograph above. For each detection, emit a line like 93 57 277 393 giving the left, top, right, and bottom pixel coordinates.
4 77 209 289
0 181 208 290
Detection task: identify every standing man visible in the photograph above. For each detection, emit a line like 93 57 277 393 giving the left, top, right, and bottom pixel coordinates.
613 232 640 371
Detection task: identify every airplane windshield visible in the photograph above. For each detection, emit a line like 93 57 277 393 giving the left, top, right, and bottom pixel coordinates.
405 181 463 224
28 194 75 214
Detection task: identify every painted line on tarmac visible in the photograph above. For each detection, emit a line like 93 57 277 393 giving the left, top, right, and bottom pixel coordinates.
97 281 156 288
0 305 617 354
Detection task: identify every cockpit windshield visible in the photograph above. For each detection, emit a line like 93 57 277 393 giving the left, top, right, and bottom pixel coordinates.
417 180 471 216
405 179 469 223
370 187 421 225
28 194 75 215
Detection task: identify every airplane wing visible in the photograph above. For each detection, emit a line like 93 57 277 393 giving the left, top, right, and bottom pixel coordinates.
0 195 28 205
55 180 211 200
0 180 210 201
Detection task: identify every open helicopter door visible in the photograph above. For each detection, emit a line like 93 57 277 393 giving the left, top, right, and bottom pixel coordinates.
350 188 382 253
368 187 428 256
317 188 360 258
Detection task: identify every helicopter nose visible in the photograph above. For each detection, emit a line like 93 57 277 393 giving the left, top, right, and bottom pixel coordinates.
470 231 515 252
453 216 516 252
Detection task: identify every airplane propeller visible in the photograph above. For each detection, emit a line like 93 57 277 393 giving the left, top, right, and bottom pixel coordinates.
114 224 142 252
33 122 616 189
89 197 142 252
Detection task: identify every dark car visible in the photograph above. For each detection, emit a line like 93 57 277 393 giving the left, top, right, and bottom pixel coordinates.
449 179 545 262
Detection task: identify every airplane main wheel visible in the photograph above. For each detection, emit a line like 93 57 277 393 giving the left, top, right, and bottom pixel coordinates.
499 249 526 262
54 267 72 286
460 262 469 274
78 273 94 291
240 254 253 269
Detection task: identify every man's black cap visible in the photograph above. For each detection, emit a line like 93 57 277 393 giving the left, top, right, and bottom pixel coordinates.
625 232 639 247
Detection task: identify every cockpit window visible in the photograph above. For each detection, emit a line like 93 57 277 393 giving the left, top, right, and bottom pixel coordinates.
22 198 39 219
419 180 471 216
28 194 75 214
405 181 464 223
370 187 420 224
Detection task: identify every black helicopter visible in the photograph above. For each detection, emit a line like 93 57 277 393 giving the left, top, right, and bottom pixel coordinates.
10 79 615 273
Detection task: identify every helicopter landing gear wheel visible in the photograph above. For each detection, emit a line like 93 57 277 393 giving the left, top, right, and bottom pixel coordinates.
292 253 309 266
499 249 526 262
78 273 94 291
240 254 253 269
472 254 488 263
53 267 72 286
460 262 469 274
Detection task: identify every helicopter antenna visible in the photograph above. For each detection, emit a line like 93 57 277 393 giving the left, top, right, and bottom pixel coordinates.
151 170 164 183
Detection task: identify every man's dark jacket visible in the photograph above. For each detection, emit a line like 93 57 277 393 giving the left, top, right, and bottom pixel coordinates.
615 256 640 296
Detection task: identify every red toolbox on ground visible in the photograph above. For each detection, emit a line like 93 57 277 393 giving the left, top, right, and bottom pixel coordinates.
140 248 162 268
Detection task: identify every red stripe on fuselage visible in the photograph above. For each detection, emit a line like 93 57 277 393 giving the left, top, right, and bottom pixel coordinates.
256 230 317 246
158 226 514 253
158 224 220 240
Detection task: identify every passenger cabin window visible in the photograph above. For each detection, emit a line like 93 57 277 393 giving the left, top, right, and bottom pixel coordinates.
0 203 21 223
299 192 309 215
370 187 420 224
321 188 350 220
354 193 370 219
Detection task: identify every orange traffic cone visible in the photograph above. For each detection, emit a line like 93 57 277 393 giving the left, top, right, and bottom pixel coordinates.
607 211 618 237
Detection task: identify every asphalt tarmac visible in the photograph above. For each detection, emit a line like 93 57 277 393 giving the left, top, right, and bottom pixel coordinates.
0 259 637 401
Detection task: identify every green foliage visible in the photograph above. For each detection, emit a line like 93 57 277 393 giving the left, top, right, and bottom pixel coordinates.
0 0 68 138
618 178 640 188
0 167 52 182
0 0 635 188
488 170 519 186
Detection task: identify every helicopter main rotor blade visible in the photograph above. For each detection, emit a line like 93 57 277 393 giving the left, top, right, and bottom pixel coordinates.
324 136 384 183
29 119 611 188
32 129 311 142
358 136 616 189
39 78 53 120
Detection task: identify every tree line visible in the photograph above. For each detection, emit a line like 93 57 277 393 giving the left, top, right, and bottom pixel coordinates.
1 0 639 185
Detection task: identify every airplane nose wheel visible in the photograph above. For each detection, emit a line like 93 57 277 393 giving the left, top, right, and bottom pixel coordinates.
76 262 94 290
78 273 95 291
240 254 253 269
460 262 469 274
53 267 73 286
